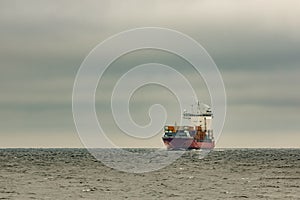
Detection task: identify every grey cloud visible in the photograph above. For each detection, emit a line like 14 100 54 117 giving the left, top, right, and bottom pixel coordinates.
0 0 299 147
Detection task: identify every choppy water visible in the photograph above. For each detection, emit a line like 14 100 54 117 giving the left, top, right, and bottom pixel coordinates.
0 149 299 199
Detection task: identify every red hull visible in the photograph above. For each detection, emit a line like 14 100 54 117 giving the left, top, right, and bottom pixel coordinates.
162 137 215 150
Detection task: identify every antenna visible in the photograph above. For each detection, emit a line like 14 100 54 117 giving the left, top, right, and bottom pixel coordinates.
190 104 194 113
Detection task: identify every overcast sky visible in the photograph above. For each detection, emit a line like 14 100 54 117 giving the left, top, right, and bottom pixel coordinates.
1 0 300 148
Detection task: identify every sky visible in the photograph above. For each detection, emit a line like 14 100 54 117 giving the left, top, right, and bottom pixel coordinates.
0 0 300 148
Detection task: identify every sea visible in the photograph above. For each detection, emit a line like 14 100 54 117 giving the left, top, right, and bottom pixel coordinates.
0 148 299 200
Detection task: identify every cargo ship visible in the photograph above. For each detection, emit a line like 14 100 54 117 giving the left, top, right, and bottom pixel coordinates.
162 102 215 150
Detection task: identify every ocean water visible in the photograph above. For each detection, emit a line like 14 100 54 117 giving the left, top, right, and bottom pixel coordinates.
0 149 299 199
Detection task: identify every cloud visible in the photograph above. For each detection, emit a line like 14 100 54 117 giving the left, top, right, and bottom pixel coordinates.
1 0 300 68
0 0 299 147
